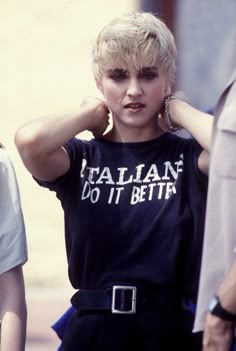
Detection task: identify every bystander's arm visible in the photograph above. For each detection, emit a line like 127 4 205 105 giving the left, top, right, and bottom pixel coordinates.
203 258 236 351
218 258 236 314
0 265 27 351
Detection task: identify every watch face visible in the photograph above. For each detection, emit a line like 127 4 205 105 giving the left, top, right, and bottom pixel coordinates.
208 296 219 312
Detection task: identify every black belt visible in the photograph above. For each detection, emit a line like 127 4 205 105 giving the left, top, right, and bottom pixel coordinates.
71 285 180 314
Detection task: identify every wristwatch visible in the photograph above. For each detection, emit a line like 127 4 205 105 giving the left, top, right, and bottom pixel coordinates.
208 295 236 322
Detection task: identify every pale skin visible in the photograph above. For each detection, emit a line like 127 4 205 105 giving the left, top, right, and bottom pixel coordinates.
0 266 27 351
158 98 212 175
202 259 236 351
15 65 213 182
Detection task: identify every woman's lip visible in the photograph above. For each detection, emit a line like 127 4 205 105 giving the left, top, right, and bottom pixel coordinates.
124 103 145 108
125 106 145 112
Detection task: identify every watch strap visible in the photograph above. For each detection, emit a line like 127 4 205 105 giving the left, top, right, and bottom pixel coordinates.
209 295 236 322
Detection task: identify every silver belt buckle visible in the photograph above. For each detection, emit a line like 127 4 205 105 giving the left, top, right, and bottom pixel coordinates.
111 285 137 314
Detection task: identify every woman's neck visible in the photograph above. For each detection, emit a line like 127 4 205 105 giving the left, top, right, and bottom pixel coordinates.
104 125 164 143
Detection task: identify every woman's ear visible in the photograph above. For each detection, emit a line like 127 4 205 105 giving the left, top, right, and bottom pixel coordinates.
166 74 176 94
164 80 173 96
164 86 171 95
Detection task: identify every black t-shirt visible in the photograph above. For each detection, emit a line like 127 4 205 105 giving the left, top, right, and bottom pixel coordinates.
35 133 207 302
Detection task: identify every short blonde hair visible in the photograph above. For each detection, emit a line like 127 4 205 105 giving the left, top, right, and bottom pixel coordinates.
92 11 177 84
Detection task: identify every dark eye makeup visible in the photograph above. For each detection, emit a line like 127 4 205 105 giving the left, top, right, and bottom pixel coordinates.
109 69 129 81
107 66 159 82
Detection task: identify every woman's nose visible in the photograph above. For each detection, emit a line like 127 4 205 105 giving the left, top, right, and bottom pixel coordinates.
127 78 143 97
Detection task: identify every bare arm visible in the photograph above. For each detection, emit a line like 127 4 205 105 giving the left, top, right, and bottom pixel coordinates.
217 258 236 314
159 96 214 175
0 266 27 351
15 97 109 181
172 100 213 175
170 100 213 151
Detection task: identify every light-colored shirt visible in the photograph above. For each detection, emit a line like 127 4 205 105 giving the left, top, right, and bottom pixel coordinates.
0 148 27 274
194 67 236 331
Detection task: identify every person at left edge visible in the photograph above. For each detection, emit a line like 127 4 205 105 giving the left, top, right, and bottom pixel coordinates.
0 144 28 351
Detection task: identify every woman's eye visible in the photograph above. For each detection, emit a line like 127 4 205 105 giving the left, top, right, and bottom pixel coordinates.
140 73 157 80
110 73 127 81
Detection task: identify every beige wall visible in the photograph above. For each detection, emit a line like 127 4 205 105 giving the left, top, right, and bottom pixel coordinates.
0 0 136 290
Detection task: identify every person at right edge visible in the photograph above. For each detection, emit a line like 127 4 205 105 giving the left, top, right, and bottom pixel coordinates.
191 60 236 350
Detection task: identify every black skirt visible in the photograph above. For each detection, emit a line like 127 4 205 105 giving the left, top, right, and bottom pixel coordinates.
60 308 202 351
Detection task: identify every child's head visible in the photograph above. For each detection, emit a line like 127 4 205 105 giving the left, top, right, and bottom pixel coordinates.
92 11 177 87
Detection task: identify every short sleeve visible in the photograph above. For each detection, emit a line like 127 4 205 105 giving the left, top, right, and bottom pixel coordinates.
0 149 28 274
34 137 83 195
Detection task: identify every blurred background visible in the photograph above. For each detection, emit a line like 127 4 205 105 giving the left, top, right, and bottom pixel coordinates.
0 0 235 349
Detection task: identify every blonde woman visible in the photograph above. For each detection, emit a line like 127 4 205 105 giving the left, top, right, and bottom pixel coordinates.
15 12 212 350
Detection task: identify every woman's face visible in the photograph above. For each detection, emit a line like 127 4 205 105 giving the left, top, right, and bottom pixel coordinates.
98 65 169 132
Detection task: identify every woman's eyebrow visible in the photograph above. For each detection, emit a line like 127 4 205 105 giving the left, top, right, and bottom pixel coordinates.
139 66 158 73
107 68 127 74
